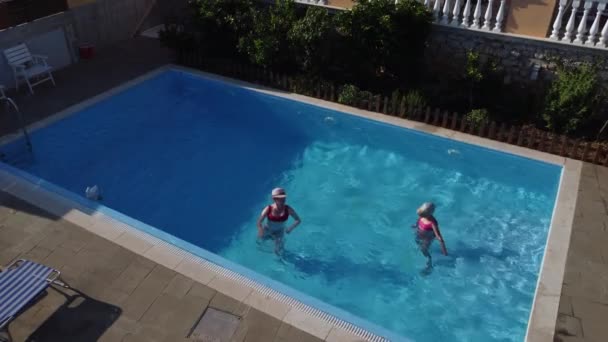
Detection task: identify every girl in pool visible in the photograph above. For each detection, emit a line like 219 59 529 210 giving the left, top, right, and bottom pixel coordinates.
256 188 301 255
413 202 448 271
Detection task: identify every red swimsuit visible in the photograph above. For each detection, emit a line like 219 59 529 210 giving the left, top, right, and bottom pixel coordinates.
267 205 289 222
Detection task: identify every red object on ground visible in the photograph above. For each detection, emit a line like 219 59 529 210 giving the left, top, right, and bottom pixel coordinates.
79 44 95 59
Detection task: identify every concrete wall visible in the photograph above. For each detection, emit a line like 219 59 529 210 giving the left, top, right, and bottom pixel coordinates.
425 25 608 84
0 13 76 87
0 0 167 89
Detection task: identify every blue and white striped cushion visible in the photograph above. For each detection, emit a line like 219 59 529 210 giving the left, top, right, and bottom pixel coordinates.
0 261 54 326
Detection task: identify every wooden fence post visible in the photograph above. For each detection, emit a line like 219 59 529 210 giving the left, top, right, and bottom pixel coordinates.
537 131 545 151
581 141 591 162
424 107 431 123
569 139 581 159
593 143 602 164
604 147 608 166
497 123 506 141
507 126 516 144
559 136 568 156
375 96 381 112
383 96 389 114
527 129 536 148
478 122 487 137
400 97 407 118
330 84 335 102
459 115 467 131
441 111 449 127
487 122 496 139
451 113 459 130
432 108 440 126
516 128 525 146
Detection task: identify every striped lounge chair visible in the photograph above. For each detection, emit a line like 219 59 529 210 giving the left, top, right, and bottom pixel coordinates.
0 259 68 330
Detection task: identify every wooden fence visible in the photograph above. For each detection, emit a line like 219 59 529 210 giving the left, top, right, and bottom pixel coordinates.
179 52 608 166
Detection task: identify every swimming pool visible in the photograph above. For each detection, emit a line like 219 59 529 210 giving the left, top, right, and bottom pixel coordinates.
0 68 563 341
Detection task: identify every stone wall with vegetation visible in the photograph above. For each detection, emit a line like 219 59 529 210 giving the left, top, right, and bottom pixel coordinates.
426 25 608 84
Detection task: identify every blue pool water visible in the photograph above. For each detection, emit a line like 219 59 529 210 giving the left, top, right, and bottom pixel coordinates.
1 69 562 341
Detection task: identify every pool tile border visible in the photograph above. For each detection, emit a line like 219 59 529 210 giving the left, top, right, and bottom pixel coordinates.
0 65 582 341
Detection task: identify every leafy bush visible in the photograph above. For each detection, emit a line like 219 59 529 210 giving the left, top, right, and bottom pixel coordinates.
238 0 297 70
168 0 254 59
465 108 490 128
338 84 361 106
542 63 604 135
288 7 333 75
403 89 427 108
334 0 432 87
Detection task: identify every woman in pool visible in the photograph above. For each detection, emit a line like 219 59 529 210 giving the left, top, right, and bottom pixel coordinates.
413 202 448 270
256 188 301 255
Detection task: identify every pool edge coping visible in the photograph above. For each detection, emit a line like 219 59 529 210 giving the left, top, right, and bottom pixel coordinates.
0 64 581 342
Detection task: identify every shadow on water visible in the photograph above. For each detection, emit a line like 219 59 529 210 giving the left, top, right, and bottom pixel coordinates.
280 250 416 286
432 242 519 268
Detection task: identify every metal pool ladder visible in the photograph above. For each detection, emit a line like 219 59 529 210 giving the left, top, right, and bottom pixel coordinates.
1 86 33 155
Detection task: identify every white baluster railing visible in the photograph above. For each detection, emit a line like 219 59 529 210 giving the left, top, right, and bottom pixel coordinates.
492 0 506 32
441 0 452 24
433 0 443 21
482 0 494 30
600 15 608 47
564 0 581 42
586 3 605 45
451 0 463 26
473 0 483 28
460 0 472 27
550 0 568 40
574 1 593 44
547 0 608 48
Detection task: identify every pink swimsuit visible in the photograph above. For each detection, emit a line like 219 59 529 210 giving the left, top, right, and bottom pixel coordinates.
417 218 434 232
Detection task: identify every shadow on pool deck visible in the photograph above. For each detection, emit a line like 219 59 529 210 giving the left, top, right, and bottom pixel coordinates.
23 288 121 342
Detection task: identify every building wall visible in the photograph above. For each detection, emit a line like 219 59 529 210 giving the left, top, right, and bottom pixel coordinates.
504 0 557 38
426 25 608 84
0 13 75 87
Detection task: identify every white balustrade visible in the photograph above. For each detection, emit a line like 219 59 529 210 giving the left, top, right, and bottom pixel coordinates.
482 0 494 30
473 0 483 28
441 0 452 24
586 3 605 45
550 0 567 40
547 0 608 48
564 0 580 42
433 0 443 21
600 16 608 47
574 1 593 44
451 0 463 26
492 0 506 32
460 0 472 27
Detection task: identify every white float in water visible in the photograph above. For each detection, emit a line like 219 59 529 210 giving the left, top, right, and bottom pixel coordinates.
85 185 102 201
447 149 460 155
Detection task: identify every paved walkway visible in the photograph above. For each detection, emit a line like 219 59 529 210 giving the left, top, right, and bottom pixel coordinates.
555 164 608 342
0 191 323 342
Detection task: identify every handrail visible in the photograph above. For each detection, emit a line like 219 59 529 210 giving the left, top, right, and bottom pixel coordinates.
1 96 33 152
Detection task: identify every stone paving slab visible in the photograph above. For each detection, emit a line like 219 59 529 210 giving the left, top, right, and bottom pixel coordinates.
555 163 608 342
0 192 324 342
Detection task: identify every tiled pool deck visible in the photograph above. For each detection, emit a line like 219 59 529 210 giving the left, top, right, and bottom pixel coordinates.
0 37 606 342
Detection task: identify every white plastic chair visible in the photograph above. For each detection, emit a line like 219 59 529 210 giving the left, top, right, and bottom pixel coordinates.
3 44 56 94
